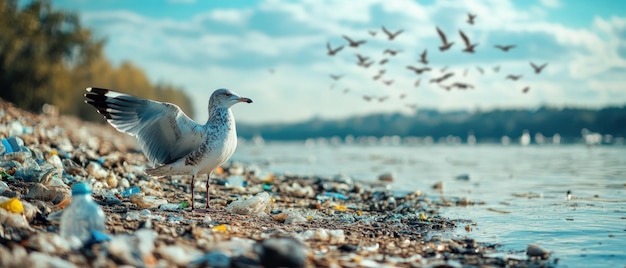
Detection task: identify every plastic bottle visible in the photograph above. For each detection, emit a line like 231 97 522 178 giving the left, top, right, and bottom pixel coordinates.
60 182 106 249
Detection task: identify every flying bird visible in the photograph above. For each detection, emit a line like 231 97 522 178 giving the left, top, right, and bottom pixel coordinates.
84 88 252 210
530 62 548 74
373 72 384 80
441 66 449 72
361 61 374 68
436 27 454 51
383 49 402 56
399 93 407 99
355 54 370 65
452 82 475 90
406 65 432 75
326 42 344 56
493 65 501 73
368 30 377 36
440 84 453 91
414 78 421 87
494 44 516 52
405 103 417 110
382 26 403 40
379 58 389 65
382 79 394 86
342 35 366 48
476 66 484 74
459 30 478 53
522 86 530 93
506 74 523 81
419 49 428 65
378 96 390 102
363 95 373 102
329 74 343 81
467 13 477 25
430 72 455 83
343 88 350 94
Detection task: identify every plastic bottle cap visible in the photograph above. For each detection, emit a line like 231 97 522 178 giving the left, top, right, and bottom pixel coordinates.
72 182 92 195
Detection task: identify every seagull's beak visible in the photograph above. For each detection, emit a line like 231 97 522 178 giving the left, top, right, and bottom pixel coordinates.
238 97 253 104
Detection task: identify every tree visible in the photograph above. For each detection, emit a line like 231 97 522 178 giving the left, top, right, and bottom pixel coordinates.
0 0 102 111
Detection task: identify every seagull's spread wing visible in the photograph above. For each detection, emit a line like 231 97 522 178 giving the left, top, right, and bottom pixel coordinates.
85 87 205 165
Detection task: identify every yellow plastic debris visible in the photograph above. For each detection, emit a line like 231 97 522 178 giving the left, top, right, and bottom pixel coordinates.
0 198 24 214
419 213 428 221
356 210 363 216
333 205 347 211
261 173 275 183
211 224 228 233
306 215 313 221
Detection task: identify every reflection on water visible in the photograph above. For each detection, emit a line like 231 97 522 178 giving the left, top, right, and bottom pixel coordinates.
232 143 626 267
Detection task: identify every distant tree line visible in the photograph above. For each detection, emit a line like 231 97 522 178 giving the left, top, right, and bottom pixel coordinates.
237 106 626 142
0 0 193 121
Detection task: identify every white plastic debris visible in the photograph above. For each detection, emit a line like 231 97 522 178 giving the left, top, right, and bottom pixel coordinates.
130 195 168 209
225 192 271 216
85 162 108 180
157 244 203 266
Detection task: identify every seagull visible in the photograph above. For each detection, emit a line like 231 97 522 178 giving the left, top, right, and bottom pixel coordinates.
382 79 394 86
372 72 384 80
494 44 516 52
342 35 366 48
379 58 389 65
506 74 523 81
522 86 530 93
361 61 374 68
326 42 344 56
368 30 377 36
378 96 390 102
476 66 484 74
459 30 478 53
363 95 373 102
452 82 475 90
382 26 403 40
436 27 454 51
467 13 477 25
355 54 370 65
329 74 343 81
383 49 402 56
493 65 501 73
406 65 432 75
419 49 428 65
414 78 421 87
399 93 407 99
430 72 455 83
84 87 252 211
530 62 548 74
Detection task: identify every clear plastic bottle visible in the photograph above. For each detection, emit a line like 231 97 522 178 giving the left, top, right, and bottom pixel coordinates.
60 182 106 249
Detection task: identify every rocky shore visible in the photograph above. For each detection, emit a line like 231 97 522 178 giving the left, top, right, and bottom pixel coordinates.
0 99 555 267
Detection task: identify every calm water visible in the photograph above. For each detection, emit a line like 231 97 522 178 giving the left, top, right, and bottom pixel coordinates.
232 142 626 267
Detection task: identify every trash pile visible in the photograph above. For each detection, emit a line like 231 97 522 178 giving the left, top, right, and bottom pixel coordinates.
0 99 555 267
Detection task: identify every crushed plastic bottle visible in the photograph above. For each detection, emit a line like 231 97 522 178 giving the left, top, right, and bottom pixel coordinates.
60 182 106 249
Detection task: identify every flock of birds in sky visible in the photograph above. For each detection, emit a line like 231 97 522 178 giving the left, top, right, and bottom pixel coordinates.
324 13 549 110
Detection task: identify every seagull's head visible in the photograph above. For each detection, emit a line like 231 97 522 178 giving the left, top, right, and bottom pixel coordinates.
210 88 253 108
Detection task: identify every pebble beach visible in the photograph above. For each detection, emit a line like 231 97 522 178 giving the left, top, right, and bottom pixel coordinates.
0 99 556 268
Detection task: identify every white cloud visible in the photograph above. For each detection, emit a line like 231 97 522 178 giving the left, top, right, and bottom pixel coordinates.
78 0 626 123
540 0 561 8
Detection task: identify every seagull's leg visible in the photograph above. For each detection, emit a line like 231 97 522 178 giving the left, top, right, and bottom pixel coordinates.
205 171 212 209
191 175 195 210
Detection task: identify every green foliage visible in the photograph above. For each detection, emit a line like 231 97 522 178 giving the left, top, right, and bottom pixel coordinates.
0 0 193 121
237 106 626 142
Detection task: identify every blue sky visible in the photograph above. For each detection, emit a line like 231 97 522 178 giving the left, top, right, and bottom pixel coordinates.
51 0 626 124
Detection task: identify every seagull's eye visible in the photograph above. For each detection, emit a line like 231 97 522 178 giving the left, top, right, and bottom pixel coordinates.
224 93 232 97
